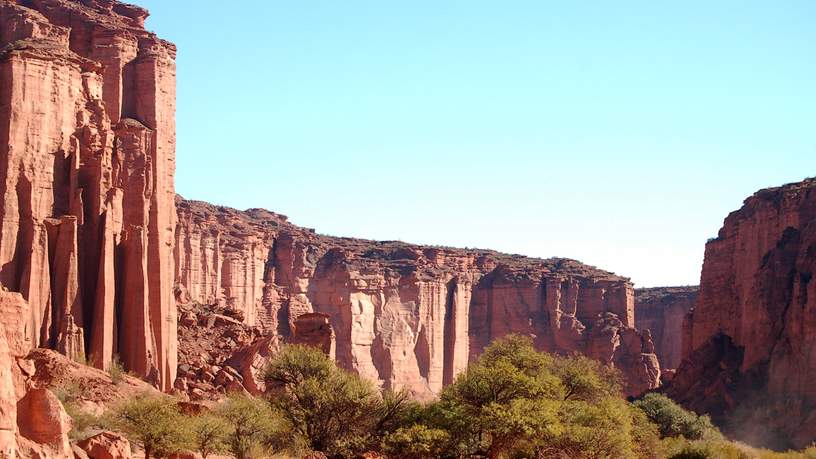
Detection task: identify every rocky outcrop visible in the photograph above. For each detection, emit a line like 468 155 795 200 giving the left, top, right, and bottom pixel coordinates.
176 302 264 400
290 313 335 359
669 178 816 449
17 388 72 457
0 289 77 458
0 0 177 390
78 431 132 459
175 199 659 398
635 286 698 370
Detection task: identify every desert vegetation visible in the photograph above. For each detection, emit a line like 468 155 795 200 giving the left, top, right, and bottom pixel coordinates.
66 336 816 459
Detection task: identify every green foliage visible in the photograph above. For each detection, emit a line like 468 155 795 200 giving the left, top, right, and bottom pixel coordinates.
188 414 229 459
551 354 621 401
662 437 752 459
264 345 385 457
404 335 659 459
634 393 718 440
540 397 643 459
214 394 279 459
381 424 451 459
105 393 189 459
435 335 564 457
63 402 101 441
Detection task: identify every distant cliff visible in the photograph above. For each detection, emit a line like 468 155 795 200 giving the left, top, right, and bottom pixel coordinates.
669 178 816 449
175 198 661 398
635 286 698 370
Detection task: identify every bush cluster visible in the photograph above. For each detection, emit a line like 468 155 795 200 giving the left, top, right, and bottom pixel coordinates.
69 335 816 459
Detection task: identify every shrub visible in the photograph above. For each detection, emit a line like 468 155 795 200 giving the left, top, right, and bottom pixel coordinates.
189 414 229 459
109 356 126 385
105 393 189 459
437 335 563 457
634 393 718 440
214 394 279 459
381 424 450 459
264 345 382 457
63 402 100 441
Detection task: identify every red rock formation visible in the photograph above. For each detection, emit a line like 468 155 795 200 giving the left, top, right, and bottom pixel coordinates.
0 288 78 458
78 431 132 459
0 0 177 390
17 388 72 457
635 286 698 370
670 178 816 449
291 312 336 359
175 199 659 398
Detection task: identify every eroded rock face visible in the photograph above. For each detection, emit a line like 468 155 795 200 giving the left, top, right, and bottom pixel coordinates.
0 0 177 390
175 199 659 398
635 286 698 370
670 178 816 449
17 388 72 457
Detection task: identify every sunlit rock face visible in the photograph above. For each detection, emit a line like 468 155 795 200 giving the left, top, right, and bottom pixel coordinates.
635 286 698 370
670 178 816 449
0 0 177 390
175 199 660 398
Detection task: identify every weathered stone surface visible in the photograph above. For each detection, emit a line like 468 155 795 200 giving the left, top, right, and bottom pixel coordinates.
635 286 698 370
0 0 177 390
78 431 132 459
291 313 335 359
175 199 659 398
0 321 18 458
17 388 72 457
670 178 816 449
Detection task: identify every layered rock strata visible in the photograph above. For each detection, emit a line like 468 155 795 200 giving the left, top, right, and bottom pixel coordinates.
670 178 816 449
635 286 698 371
0 0 177 390
175 199 660 397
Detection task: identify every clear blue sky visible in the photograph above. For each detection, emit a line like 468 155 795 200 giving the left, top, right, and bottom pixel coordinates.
138 1 814 288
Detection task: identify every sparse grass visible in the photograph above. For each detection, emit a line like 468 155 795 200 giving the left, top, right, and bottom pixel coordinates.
64 402 101 441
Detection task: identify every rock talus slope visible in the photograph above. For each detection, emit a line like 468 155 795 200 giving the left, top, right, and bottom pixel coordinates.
669 178 816 449
0 0 177 390
175 199 661 398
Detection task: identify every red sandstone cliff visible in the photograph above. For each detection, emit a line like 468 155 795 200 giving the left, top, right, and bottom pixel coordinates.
669 178 816 449
635 286 698 371
175 198 661 398
0 0 177 390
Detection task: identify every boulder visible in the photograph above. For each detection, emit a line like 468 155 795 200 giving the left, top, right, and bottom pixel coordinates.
78 432 132 459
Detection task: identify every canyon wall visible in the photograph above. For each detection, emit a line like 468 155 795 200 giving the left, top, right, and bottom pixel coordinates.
635 286 697 371
175 198 660 398
0 0 177 390
669 178 816 449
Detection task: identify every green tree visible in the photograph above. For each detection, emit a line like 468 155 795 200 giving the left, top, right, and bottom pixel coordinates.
551 354 621 401
105 393 189 459
189 414 229 459
215 394 278 459
634 393 717 440
438 335 563 458
381 424 450 459
264 345 381 457
540 397 641 459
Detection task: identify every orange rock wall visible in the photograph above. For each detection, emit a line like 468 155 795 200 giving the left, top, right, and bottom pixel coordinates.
635 286 698 370
175 199 659 398
0 0 177 390
670 179 816 449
